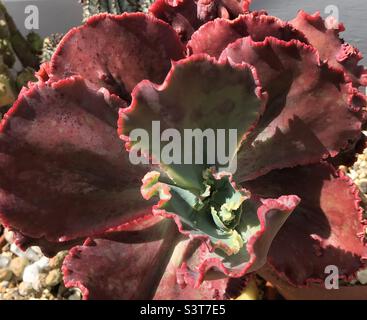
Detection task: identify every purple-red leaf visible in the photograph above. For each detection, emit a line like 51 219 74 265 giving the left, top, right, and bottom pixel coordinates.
245 163 367 286
63 215 243 300
63 215 182 300
149 0 249 42
219 37 366 182
187 12 308 59
0 76 151 242
50 13 184 100
155 238 249 300
291 11 367 87
12 229 83 258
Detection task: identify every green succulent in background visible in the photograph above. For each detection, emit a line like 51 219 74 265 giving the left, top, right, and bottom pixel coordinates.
80 0 155 20
41 33 63 63
0 56 16 108
0 1 41 109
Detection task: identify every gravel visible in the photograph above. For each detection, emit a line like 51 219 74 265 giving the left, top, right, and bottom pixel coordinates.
0 226 81 300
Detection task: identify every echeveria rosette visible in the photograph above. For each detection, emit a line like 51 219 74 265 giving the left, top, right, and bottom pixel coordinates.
120 2 367 296
0 9 284 300
118 54 300 284
0 0 366 300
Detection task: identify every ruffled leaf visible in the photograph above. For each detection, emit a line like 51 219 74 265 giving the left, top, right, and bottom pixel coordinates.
63 215 182 300
0 76 151 242
12 229 83 258
291 10 367 87
219 37 366 182
152 238 248 300
141 170 300 283
63 215 242 300
149 0 248 42
187 12 308 59
119 54 265 192
50 13 184 100
245 163 367 285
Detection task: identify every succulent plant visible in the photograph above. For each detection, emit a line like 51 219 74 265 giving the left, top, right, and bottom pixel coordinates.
0 0 366 300
80 0 154 20
0 1 42 110
41 33 64 64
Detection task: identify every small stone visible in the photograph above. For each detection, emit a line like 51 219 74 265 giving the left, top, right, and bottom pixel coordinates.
10 243 26 258
0 268 12 281
24 247 42 262
23 256 50 286
36 256 50 270
3 291 13 300
4 229 14 244
68 289 82 300
348 169 358 180
359 179 367 194
30 246 43 256
0 254 10 268
1 252 12 259
1 243 10 253
0 281 9 293
45 269 61 287
18 281 34 296
35 273 47 291
9 257 29 278
357 268 367 284
49 251 67 269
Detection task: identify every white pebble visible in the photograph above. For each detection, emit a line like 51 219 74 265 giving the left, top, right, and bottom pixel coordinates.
24 247 42 262
23 263 40 285
36 257 50 269
0 255 10 268
348 170 358 180
22 257 49 290
357 268 367 284
10 244 42 262
68 292 82 300
359 179 367 194
10 243 26 258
